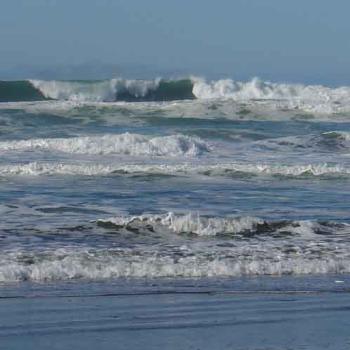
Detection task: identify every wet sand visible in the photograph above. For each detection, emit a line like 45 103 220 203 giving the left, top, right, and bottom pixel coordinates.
1 276 350 350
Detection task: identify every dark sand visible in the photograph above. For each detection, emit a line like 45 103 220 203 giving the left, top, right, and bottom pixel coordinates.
1 276 350 350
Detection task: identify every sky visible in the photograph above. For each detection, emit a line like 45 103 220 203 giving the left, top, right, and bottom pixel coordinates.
1 0 350 84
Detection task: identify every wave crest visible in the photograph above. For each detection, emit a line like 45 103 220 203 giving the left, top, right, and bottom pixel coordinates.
192 77 350 101
26 78 195 102
1 214 349 282
0 162 349 178
0 133 210 157
1 77 350 115
29 79 161 102
2 248 349 282
97 212 345 237
98 212 264 236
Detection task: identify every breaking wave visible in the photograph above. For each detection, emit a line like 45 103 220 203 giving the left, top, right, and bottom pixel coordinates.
0 78 194 102
192 77 350 101
2 248 350 282
0 133 210 157
1 213 349 282
97 212 346 237
1 161 349 178
1 77 350 115
98 212 264 236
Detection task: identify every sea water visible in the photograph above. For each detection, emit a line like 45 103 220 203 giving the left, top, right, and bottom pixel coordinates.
0 77 350 348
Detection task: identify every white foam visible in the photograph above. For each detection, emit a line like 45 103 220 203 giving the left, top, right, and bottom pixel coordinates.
1 212 348 282
1 97 350 122
193 163 350 177
1 246 349 282
27 77 350 114
0 162 115 176
99 212 348 236
191 77 350 114
192 77 349 101
99 212 264 236
1 77 349 118
0 133 210 157
0 161 349 178
30 79 160 102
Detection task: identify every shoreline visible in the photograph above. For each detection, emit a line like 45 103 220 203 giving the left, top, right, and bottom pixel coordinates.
1 275 350 350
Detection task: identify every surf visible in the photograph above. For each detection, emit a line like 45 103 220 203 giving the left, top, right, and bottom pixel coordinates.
0 78 195 102
1 77 350 115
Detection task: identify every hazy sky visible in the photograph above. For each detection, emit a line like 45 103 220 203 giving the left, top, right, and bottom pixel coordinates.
1 0 350 84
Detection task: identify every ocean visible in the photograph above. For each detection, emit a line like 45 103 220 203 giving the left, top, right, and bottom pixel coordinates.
1 76 350 349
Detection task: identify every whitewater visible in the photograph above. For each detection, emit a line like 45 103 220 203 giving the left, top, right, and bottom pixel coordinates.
2 76 350 116
1 75 350 284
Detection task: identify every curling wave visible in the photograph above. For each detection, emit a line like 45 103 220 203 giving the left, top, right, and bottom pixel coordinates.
0 78 194 102
1 213 349 282
97 212 346 237
1 77 350 114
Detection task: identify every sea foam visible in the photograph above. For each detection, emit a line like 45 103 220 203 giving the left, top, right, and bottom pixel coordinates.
97 212 345 237
0 161 348 178
1 213 349 282
19 77 350 115
0 133 210 157
98 212 265 236
29 79 161 102
1 242 349 282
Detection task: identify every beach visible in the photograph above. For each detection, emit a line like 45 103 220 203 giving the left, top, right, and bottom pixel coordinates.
2 276 350 350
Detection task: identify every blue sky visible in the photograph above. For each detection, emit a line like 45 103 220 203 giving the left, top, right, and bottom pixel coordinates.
1 0 350 84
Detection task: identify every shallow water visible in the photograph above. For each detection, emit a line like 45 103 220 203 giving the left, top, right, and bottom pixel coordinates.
1 276 350 350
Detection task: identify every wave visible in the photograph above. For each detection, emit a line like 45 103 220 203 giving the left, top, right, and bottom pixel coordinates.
98 212 265 236
256 131 350 152
0 80 46 102
1 213 349 282
0 133 210 157
1 161 349 178
0 79 194 103
191 77 350 101
2 248 350 282
1 77 350 115
97 212 346 237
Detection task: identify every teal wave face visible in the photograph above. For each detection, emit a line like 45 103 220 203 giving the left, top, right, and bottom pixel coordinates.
116 79 195 101
0 81 47 102
0 79 195 102
3 77 350 111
